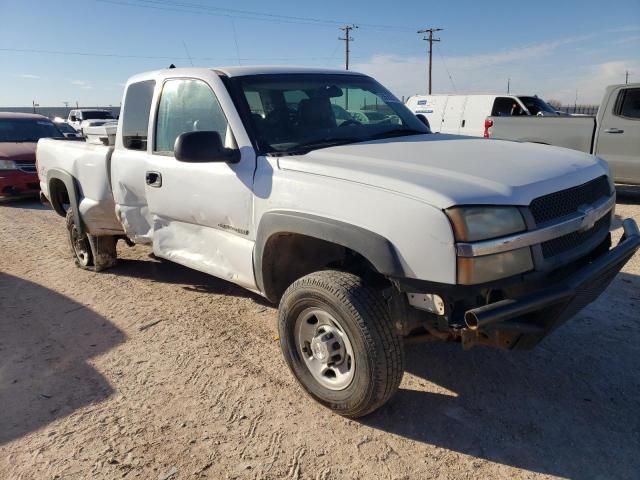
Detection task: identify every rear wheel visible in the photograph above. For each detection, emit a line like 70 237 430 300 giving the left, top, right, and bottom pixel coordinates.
66 208 93 269
65 209 117 271
278 270 404 418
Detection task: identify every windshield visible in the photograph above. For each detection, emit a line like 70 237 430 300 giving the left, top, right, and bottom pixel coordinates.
55 122 77 133
518 96 558 116
229 74 429 154
82 111 114 120
0 119 63 142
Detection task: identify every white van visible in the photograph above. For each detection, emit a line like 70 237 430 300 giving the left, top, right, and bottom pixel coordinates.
406 94 558 137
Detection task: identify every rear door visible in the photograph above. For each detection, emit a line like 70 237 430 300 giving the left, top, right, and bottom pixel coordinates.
110 79 157 243
440 96 466 134
460 96 495 137
595 86 640 184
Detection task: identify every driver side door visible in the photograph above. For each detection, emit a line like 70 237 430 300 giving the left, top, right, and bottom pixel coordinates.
144 76 257 290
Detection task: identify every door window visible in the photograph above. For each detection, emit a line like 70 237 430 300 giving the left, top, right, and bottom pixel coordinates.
616 88 640 119
492 97 524 116
155 78 229 154
121 80 155 150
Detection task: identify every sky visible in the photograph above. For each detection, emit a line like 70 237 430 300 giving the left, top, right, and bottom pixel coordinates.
0 0 638 106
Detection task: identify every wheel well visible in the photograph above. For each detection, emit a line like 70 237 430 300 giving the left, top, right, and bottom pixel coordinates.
48 178 70 217
261 233 384 303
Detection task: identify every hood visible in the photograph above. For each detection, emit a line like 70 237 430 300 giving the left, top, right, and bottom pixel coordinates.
277 134 608 209
0 142 36 162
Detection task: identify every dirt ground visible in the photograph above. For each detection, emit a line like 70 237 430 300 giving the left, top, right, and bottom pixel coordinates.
0 193 639 480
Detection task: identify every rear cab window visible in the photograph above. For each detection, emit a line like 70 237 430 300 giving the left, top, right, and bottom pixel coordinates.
121 80 156 150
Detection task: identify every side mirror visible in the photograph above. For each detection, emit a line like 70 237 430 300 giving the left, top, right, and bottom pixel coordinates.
416 114 431 131
174 131 240 163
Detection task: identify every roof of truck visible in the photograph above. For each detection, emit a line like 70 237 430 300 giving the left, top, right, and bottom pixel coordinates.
214 66 367 77
127 66 367 84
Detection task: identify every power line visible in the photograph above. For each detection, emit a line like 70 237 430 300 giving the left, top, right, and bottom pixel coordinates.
417 27 443 95
435 43 456 93
97 0 413 32
0 47 342 62
339 25 358 70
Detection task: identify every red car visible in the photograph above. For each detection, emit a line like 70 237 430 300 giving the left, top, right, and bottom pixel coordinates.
0 112 64 198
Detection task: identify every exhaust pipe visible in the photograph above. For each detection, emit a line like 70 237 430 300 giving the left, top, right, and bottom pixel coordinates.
464 287 571 330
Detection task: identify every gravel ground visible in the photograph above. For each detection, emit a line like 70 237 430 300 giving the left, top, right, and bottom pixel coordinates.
0 193 639 480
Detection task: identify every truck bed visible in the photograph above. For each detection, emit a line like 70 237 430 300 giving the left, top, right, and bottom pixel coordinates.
37 138 124 236
487 116 596 153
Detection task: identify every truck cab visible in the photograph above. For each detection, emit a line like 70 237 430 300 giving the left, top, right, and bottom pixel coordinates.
67 109 116 134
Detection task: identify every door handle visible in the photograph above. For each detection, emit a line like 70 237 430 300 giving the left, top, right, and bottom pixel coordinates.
604 128 624 134
145 171 162 188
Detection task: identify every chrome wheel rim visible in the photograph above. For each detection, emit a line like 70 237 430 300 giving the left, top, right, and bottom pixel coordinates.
295 308 355 391
70 223 91 266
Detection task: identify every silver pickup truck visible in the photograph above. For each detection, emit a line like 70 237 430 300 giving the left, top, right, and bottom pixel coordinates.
486 84 640 185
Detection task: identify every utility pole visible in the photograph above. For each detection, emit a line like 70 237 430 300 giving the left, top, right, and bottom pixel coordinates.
339 24 357 110
507 78 510 94
339 24 357 71
625 70 630 84
417 27 442 94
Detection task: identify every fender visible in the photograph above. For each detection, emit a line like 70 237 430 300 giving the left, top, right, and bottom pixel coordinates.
46 168 84 235
254 210 406 298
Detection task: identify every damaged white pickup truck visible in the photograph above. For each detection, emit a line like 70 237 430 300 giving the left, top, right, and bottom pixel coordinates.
37 67 640 417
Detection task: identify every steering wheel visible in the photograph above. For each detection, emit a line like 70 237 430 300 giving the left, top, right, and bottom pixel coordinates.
339 119 362 127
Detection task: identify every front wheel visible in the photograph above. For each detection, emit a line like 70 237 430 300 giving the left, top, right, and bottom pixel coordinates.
278 270 404 418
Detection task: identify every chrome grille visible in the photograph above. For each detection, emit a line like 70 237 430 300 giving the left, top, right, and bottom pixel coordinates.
530 176 611 224
541 215 610 258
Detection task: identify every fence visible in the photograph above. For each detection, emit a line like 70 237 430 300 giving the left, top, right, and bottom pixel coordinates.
552 104 599 116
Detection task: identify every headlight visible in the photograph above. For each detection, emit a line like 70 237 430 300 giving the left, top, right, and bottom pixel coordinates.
457 248 533 285
0 160 18 170
446 206 526 241
446 206 532 284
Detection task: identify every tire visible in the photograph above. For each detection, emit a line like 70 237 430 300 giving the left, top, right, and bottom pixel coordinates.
278 270 404 418
65 209 117 271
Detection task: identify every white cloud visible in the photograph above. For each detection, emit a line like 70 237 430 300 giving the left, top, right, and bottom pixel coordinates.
18 74 40 79
548 60 640 104
352 32 637 104
71 79 93 90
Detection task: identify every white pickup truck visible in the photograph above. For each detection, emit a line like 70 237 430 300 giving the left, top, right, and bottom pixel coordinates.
67 108 117 135
486 84 640 185
37 67 640 418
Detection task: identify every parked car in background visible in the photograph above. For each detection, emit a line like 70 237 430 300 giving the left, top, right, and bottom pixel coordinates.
37 66 639 417
486 84 640 185
406 94 558 136
53 118 82 138
0 112 63 198
67 109 116 134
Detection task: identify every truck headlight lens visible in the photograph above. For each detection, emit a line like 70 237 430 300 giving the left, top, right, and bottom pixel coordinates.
458 247 533 285
0 160 18 170
446 206 526 241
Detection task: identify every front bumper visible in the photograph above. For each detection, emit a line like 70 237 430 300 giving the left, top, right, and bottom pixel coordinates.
463 218 640 350
0 170 40 198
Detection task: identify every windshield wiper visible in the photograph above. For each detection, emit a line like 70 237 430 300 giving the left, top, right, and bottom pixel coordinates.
368 128 427 140
279 137 362 155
